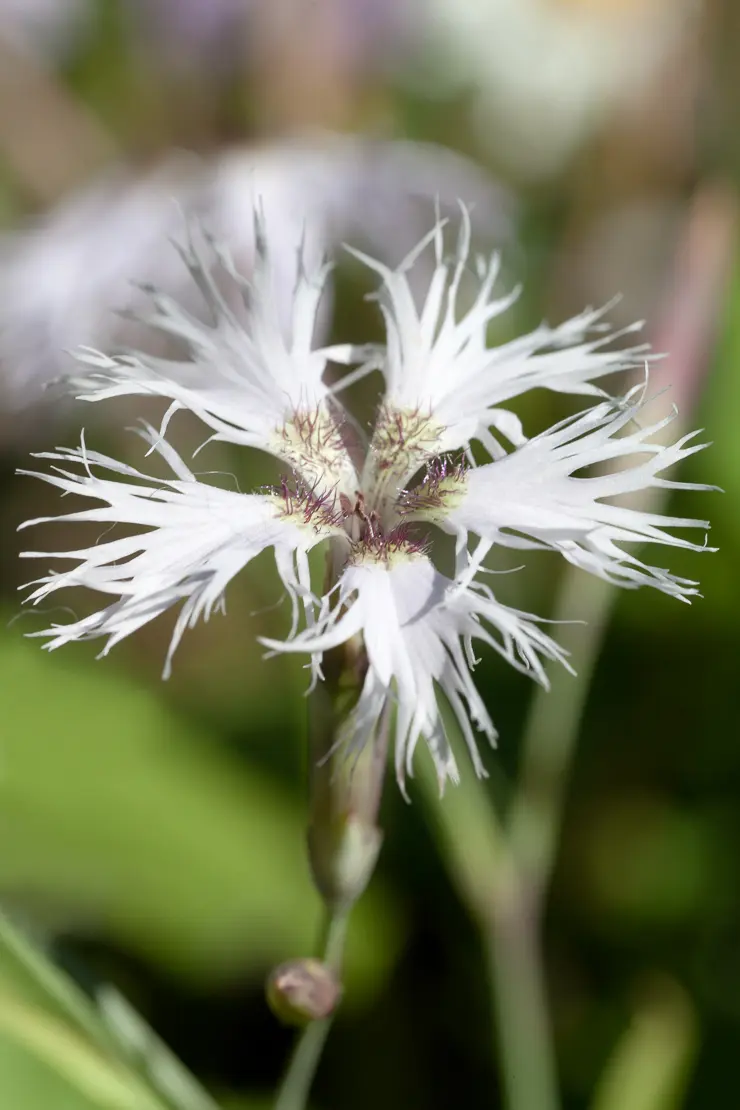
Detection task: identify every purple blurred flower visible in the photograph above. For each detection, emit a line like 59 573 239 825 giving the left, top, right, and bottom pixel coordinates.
127 0 417 78
328 0 417 77
0 133 513 424
126 0 251 72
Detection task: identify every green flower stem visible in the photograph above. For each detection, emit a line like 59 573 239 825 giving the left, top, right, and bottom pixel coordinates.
420 568 619 1110
273 1011 333 1110
494 571 616 1110
508 570 614 900
486 879 560 1110
273 910 350 1110
418 754 560 1110
273 649 391 1110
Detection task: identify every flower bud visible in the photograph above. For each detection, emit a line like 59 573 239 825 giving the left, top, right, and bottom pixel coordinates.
266 958 342 1026
308 812 383 911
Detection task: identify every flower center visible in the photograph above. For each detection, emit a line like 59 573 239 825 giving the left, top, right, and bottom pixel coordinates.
361 403 446 514
338 489 429 565
400 457 468 523
339 491 382 544
275 402 358 494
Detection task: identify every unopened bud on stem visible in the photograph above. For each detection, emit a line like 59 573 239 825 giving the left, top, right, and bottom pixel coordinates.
266 958 342 1026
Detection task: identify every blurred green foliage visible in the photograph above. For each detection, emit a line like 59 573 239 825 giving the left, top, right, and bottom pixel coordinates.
0 624 400 995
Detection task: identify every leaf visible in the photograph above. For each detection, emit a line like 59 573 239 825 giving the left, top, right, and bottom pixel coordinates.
0 911 220 1110
0 910 111 1048
590 978 698 1110
0 988 167 1110
218 1100 275 1110
95 986 222 1110
0 1030 97 1110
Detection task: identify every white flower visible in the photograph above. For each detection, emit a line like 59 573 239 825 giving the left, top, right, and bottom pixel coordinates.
263 551 571 790
19 425 345 678
18 213 713 790
404 389 716 599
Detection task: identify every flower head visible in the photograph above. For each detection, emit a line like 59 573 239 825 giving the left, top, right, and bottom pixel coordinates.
18 212 713 791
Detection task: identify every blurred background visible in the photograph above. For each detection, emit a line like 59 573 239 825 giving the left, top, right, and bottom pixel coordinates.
1 1 740 1107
